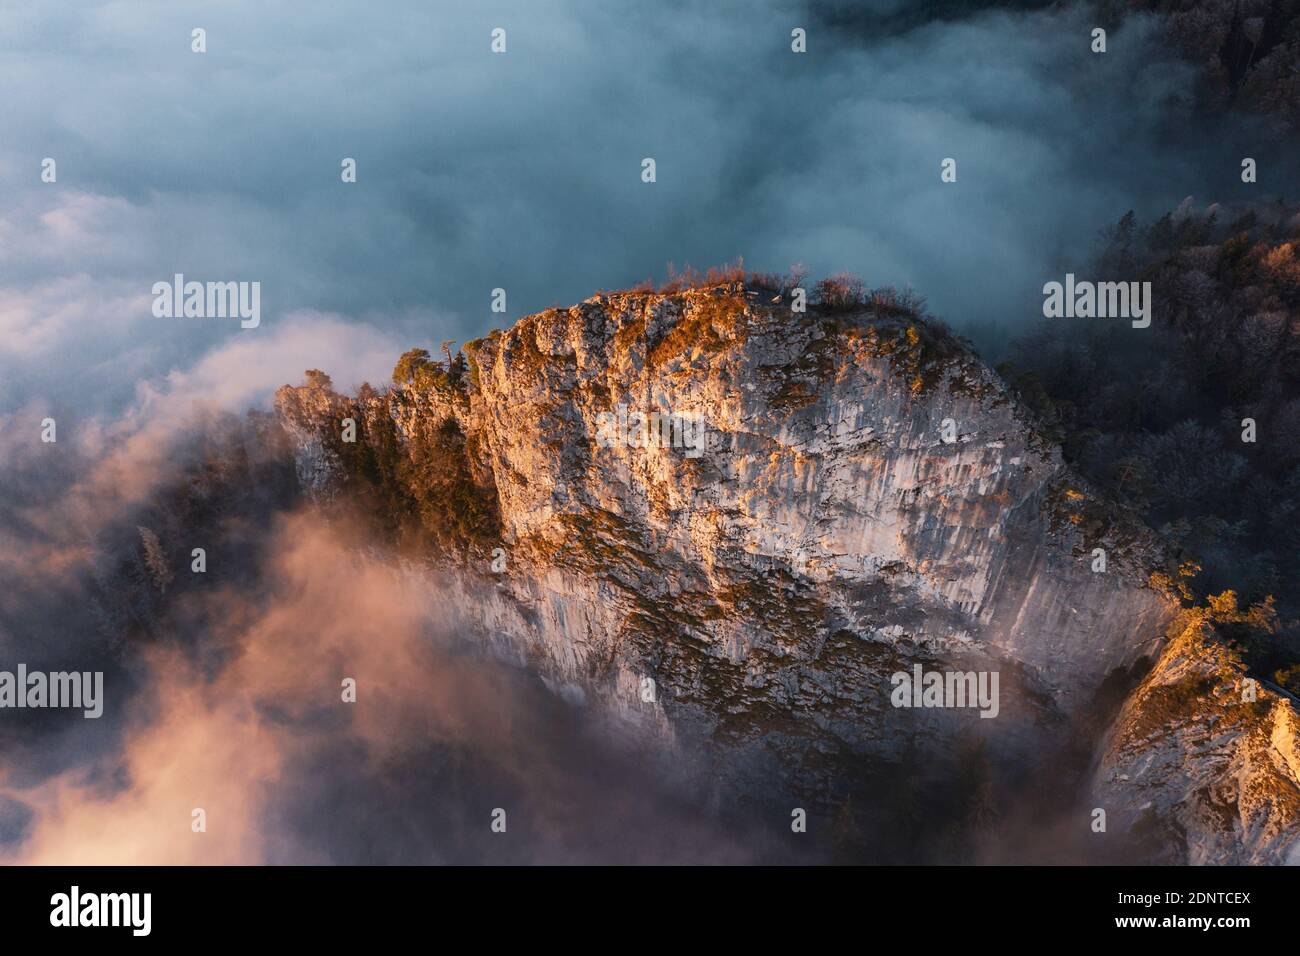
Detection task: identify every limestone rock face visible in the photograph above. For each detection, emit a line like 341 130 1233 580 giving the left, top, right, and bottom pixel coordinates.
273 382 352 498
1094 610 1300 865
276 284 1186 809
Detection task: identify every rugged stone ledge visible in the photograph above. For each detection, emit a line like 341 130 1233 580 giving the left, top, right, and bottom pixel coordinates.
276 283 1192 824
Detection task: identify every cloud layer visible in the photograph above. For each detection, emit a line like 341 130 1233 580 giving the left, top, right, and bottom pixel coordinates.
3 0 1295 415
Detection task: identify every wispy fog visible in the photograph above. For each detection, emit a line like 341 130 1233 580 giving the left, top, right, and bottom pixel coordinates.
2 0 1293 412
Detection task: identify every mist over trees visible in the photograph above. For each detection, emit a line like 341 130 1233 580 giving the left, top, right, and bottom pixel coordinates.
1111 0 1300 131
996 200 1300 689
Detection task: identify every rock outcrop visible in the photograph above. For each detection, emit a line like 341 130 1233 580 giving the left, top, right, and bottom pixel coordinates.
270 282 1299 860
1094 604 1300 864
275 287 1169 777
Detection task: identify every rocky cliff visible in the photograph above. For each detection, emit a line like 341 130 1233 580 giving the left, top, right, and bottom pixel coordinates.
1094 599 1300 864
271 281 1298 860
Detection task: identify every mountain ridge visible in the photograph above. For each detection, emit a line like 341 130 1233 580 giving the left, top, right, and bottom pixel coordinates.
272 281 1265 859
